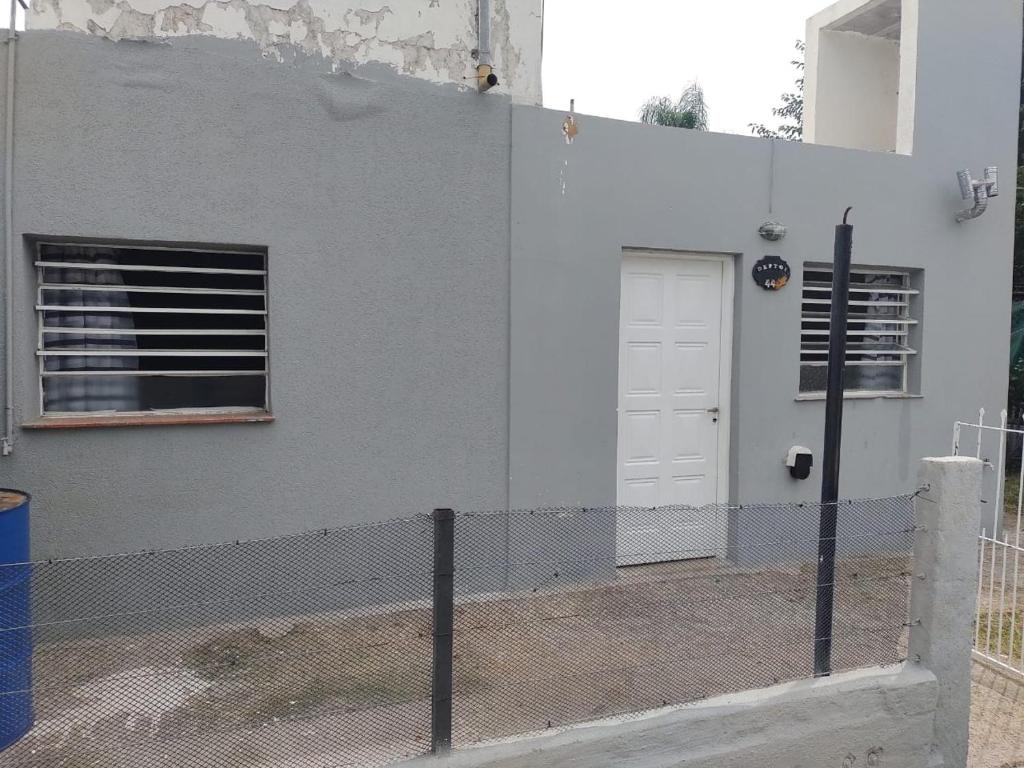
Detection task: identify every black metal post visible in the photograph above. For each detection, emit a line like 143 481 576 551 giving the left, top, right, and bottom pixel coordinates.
431 508 455 753
814 208 853 677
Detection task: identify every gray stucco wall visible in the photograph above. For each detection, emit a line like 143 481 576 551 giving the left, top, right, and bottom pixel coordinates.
0 32 512 558
508 0 1021 512
0 0 1020 565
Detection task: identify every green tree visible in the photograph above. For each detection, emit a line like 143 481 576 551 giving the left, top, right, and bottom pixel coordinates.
639 82 709 131
1008 30 1024 421
1010 301 1024 409
749 41 805 141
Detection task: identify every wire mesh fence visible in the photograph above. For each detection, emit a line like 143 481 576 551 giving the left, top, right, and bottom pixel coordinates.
0 494 917 768
450 496 916 744
0 516 436 768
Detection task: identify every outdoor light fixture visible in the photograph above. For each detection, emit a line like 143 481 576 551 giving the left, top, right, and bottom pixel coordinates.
955 167 999 223
786 446 813 480
758 220 787 241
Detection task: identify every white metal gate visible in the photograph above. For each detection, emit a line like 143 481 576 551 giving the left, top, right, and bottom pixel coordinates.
953 409 1024 679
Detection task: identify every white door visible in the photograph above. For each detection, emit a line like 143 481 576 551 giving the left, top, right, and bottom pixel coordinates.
616 252 732 565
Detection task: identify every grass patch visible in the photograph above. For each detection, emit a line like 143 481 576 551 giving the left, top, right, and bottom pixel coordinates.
1005 472 1021 519
183 623 432 722
184 627 272 678
180 616 486 724
977 610 1023 660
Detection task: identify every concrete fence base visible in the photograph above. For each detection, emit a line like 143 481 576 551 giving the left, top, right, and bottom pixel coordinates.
909 457 983 768
402 666 939 768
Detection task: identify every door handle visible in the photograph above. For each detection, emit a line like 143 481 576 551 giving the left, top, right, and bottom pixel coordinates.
706 407 720 414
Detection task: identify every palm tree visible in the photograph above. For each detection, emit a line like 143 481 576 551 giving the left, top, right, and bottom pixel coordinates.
639 82 709 130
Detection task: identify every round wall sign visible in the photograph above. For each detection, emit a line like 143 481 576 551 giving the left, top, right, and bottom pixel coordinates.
752 255 791 291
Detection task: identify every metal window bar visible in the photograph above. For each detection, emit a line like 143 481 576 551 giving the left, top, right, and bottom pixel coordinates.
38 350 269 357
41 328 268 336
799 346 918 356
800 359 913 368
37 306 267 315
801 312 918 323
34 243 270 416
802 282 920 295
35 260 267 276
802 299 910 308
801 329 911 337
40 370 268 378
41 284 266 296
800 267 917 395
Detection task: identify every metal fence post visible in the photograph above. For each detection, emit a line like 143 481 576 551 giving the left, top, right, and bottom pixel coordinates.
431 508 455 754
814 208 853 677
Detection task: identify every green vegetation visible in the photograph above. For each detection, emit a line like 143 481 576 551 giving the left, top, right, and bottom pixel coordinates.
1005 471 1021 519
184 623 430 722
977 610 1023 661
183 621 484 723
1011 299 1024 411
1009 38 1024 414
639 82 709 131
749 41 805 142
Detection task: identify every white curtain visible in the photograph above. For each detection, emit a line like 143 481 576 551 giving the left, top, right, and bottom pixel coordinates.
43 248 141 413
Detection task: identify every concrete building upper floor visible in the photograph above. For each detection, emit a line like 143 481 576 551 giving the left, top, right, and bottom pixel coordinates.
27 0 545 103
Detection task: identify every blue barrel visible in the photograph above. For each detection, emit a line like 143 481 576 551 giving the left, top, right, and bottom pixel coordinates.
0 490 31 752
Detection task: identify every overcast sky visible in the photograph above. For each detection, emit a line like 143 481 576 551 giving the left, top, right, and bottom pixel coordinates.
542 0 828 136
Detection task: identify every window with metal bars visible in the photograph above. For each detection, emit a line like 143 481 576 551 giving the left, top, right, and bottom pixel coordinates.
799 265 918 394
35 242 269 416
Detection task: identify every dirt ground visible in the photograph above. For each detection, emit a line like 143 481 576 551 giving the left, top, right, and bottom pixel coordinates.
968 500 1024 768
970 661 1024 768
0 553 912 768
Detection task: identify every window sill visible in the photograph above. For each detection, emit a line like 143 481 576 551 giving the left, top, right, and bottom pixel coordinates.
794 392 923 402
22 411 275 430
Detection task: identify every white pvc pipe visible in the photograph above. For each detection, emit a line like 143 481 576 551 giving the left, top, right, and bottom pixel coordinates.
2 0 17 456
478 0 492 67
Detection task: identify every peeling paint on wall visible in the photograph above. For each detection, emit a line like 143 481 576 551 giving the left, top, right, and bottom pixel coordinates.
28 0 544 103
